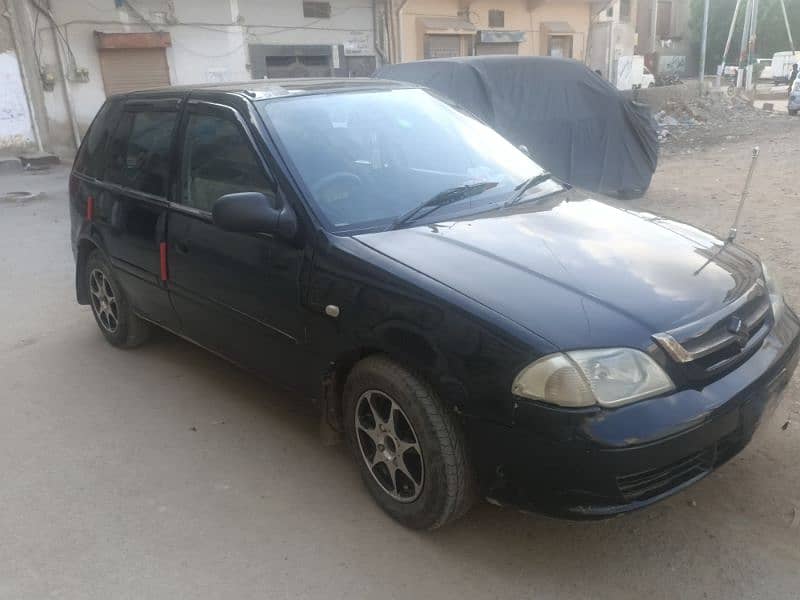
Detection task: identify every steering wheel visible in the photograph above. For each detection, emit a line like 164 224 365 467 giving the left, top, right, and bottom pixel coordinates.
311 172 363 200
310 172 364 225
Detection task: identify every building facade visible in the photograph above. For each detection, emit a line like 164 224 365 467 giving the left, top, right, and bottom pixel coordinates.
3 0 378 156
586 0 640 80
394 0 593 63
2 0 688 156
635 0 691 74
1 4 37 154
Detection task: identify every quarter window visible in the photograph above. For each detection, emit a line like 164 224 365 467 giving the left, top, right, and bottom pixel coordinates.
74 100 115 178
180 113 273 212
105 110 177 197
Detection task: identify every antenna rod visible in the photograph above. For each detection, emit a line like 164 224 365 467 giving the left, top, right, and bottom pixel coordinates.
728 146 759 242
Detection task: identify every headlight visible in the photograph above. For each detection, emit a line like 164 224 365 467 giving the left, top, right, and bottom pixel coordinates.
762 263 785 323
512 348 674 408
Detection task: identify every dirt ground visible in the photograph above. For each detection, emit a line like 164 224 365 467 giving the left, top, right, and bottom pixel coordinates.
0 105 799 600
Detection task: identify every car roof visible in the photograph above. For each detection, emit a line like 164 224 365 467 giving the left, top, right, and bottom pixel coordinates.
120 77 414 101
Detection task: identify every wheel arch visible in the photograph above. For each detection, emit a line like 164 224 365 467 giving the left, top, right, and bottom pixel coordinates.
321 326 465 433
75 237 101 305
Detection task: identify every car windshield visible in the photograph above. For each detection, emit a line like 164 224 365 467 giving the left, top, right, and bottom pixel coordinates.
257 88 561 232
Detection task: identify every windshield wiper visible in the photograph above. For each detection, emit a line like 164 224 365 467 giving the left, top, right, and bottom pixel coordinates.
504 172 555 207
389 181 499 230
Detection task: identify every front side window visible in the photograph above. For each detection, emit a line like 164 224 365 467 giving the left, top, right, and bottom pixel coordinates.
258 88 559 232
105 110 177 197
180 113 273 212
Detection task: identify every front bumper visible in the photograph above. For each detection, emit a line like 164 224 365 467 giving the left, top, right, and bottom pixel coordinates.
470 307 800 518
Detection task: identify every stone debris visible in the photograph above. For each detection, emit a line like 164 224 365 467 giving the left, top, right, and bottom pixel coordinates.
653 94 782 152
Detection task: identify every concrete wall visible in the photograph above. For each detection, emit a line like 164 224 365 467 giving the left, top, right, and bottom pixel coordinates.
399 0 591 62
622 79 702 111
0 15 34 152
28 0 375 155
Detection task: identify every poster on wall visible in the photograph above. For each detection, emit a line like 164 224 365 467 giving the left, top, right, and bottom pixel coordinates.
205 68 231 83
344 31 372 56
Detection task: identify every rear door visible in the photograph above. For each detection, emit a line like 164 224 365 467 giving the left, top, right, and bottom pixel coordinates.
167 99 307 384
95 97 181 330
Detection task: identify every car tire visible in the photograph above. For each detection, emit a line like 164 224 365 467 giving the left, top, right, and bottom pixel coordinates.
789 109 798 116
343 355 476 530
85 250 150 348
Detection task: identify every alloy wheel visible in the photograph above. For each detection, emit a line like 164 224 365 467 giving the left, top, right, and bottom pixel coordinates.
355 390 424 502
89 268 119 333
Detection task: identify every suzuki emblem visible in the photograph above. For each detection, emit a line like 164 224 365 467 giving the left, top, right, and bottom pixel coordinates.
727 316 749 349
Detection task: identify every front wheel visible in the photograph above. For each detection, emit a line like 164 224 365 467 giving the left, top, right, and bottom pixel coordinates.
343 355 476 530
86 251 151 348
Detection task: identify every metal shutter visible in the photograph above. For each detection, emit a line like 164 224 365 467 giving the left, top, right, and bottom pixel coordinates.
98 48 170 96
264 55 332 78
475 43 519 56
424 35 463 59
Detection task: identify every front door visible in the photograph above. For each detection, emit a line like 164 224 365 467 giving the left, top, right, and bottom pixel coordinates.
96 98 181 330
167 100 306 385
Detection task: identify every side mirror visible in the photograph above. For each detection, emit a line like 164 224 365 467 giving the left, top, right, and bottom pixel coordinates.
212 192 297 239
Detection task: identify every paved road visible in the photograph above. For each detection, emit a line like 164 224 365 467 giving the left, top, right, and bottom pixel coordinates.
1 165 798 600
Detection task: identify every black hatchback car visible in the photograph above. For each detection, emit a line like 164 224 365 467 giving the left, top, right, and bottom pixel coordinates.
70 79 799 530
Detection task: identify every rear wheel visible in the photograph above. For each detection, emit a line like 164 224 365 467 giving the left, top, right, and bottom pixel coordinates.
86 251 150 348
343 355 476 530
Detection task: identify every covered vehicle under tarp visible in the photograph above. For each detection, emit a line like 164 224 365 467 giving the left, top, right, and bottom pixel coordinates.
376 56 658 198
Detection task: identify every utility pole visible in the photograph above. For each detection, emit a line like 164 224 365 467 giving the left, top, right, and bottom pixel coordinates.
779 0 794 52
717 0 742 88
650 0 658 53
608 17 616 84
738 0 753 87
699 0 710 94
747 0 759 89
749 0 759 61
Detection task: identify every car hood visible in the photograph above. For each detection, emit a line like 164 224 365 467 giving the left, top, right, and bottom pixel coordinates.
354 198 762 349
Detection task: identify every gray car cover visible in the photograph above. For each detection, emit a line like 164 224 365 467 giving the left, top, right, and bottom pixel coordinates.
376 56 658 198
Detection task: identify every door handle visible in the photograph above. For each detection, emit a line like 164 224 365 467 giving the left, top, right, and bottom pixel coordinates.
175 241 190 255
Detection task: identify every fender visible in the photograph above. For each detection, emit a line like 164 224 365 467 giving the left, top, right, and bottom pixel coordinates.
74 224 111 305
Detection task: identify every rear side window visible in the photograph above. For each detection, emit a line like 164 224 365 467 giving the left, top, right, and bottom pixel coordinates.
105 110 178 197
180 113 272 212
73 101 115 178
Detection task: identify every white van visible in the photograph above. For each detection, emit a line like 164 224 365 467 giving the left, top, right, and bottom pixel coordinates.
756 58 772 80
771 51 800 84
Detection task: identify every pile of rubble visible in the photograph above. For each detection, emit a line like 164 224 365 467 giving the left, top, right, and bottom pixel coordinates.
653 93 777 151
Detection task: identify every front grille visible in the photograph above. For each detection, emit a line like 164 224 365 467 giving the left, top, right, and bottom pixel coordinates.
654 280 772 381
616 429 743 502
